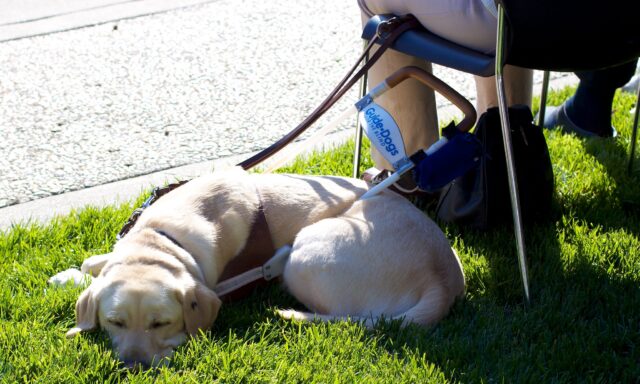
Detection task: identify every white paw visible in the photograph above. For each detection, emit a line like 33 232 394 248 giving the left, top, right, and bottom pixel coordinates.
48 268 92 287
276 309 296 319
80 253 111 276
276 309 310 321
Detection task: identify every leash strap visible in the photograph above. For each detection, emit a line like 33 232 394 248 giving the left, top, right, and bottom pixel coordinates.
214 267 264 297
236 15 421 170
214 245 291 297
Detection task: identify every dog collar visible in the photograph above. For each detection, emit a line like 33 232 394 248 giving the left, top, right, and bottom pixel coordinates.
154 229 183 249
152 228 207 284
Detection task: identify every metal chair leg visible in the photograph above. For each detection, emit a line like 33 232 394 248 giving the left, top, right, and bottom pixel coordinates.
537 71 550 126
628 84 640 174
352 41 370 179
496 4 531 305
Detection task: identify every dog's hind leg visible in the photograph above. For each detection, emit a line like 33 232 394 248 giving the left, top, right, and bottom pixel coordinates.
276 283 454 328
391 283 454 327
276 309 381 328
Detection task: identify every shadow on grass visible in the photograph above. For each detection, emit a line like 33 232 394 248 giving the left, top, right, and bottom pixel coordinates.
545 91 640 237
211 284 300 335
367 223 640 382
579 135 640 232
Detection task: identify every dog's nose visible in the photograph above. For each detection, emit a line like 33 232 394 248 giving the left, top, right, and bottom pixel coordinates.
122 358 150 371
119 344 152 370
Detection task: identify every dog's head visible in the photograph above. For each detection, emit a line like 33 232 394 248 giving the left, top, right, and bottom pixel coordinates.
66 250 221 368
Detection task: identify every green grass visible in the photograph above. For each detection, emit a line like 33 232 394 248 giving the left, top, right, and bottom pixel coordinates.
1 88 639 383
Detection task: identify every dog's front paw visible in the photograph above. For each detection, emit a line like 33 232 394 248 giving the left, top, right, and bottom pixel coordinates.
80 253 111 276
48 268 92 287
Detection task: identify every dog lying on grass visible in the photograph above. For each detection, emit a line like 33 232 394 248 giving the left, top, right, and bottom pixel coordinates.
52 167 465 368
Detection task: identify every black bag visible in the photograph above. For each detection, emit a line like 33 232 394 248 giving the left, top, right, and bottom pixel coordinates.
435 105 554 229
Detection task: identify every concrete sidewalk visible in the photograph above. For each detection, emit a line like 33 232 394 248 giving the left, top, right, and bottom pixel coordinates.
0 0 577 230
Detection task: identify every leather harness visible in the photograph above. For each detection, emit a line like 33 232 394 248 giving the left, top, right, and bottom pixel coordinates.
215 195 277 302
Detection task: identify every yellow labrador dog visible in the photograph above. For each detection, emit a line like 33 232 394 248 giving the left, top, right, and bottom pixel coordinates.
57 167 464 367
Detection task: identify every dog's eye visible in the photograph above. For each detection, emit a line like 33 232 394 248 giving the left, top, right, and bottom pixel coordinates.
108 319 125 328
150 321 170 330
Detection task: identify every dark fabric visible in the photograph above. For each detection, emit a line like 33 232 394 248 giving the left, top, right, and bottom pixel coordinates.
565 59 638 135
498 0 640 71
436 105 554 229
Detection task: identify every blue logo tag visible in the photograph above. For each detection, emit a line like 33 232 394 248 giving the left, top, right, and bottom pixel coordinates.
359 103 406 168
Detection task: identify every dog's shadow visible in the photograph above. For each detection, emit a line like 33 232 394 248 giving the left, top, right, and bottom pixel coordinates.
212 283 301 334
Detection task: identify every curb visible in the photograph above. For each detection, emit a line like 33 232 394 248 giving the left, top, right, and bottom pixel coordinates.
0 129 354 230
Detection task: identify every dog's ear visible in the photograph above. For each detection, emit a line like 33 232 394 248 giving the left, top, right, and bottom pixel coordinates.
182 281 222 336
66 281 102 338
80 253 112 276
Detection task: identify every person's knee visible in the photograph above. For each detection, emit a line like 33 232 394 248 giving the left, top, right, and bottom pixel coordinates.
575 59 639 90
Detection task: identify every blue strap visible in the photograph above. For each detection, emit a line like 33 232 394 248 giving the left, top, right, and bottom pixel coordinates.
412 132 481 192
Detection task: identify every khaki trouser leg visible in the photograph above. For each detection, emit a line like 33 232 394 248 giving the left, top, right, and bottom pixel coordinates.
361 13 439 170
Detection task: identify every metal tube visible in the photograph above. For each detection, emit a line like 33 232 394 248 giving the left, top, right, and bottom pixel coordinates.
384 66 477 132
360 162 414 200
628 84 640 174
496 3 531 305
538 71 550 126
353 41 370 178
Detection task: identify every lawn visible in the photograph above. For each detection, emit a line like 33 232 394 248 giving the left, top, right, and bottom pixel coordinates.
1 88 639 383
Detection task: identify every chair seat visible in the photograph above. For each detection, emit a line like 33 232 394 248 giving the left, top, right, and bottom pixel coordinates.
364 7 640 74
362 14 495 77
500 0 640 72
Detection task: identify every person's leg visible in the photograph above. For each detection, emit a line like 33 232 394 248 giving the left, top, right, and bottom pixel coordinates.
360 0 526 168
565 59 638 136
544 58 638 137
360 6 438 170
474 65 533 116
